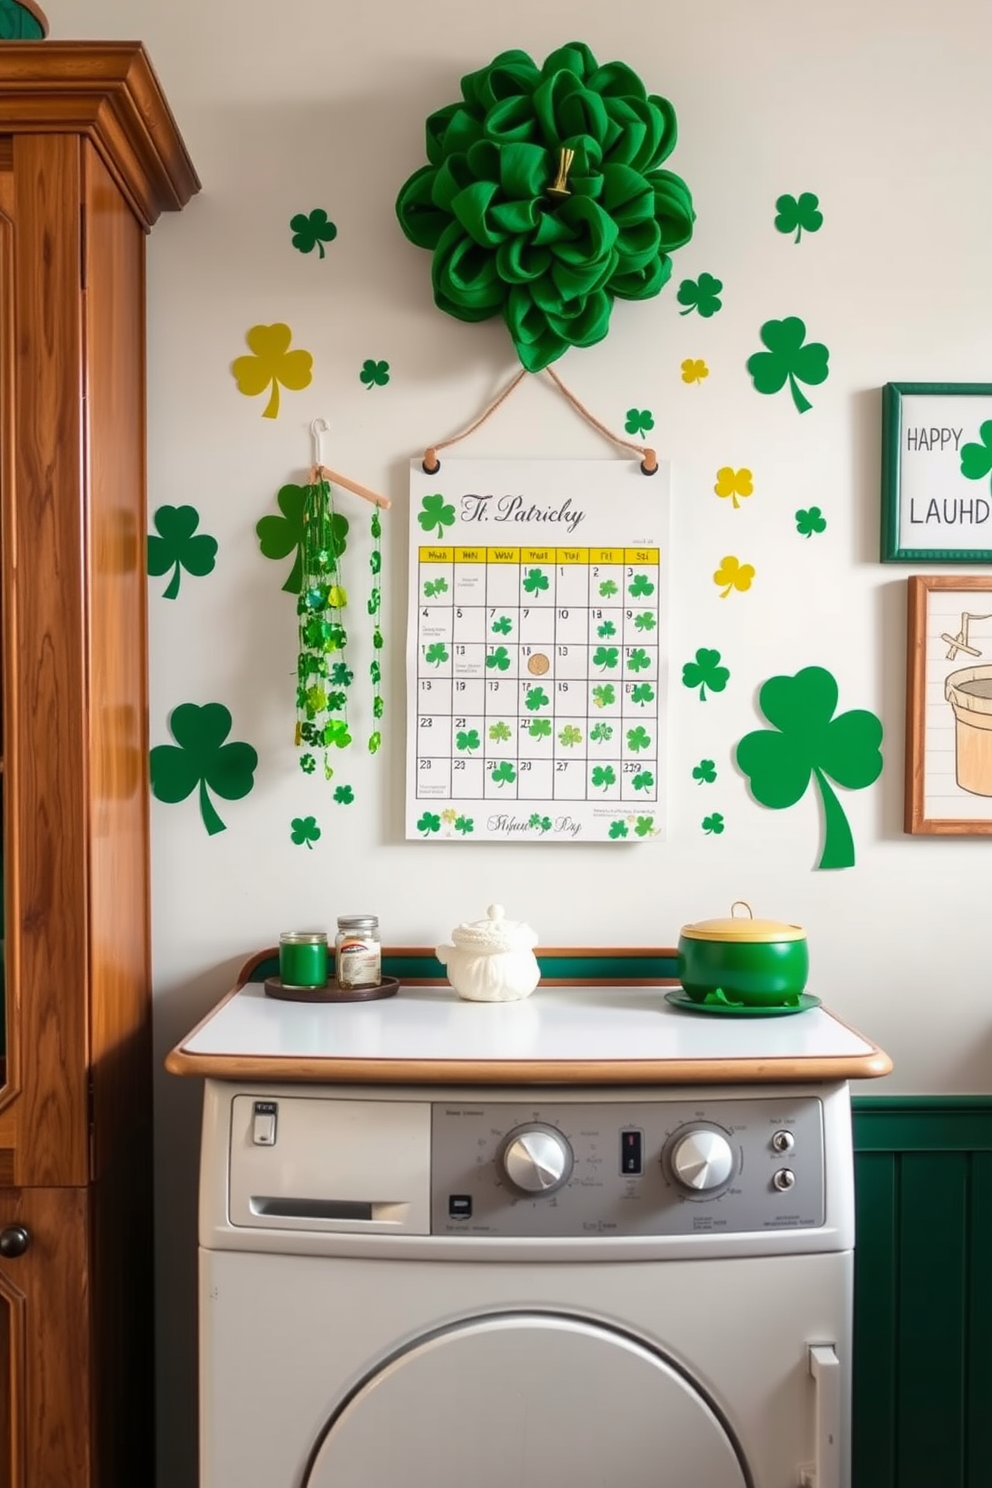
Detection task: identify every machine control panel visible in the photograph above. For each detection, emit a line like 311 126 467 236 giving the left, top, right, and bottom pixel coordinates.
431 1097 825 1237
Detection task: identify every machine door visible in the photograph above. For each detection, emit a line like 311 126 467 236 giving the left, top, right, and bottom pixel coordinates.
305 1312 749 1488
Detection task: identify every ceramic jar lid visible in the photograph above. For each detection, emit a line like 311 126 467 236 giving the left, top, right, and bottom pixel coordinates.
680 899 806 944
449 903 539 954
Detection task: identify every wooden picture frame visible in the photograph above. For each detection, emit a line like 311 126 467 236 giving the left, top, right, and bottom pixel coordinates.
905 575 992 833
881 382 992 561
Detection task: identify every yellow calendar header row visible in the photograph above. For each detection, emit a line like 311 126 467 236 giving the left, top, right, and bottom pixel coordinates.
418 547 660 564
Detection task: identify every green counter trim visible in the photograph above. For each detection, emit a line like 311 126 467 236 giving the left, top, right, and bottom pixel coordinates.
246 951 681 986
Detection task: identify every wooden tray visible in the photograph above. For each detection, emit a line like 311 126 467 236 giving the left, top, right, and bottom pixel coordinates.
263 975 400 1004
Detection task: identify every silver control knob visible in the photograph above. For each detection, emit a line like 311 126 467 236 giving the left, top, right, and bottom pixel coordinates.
772 1130 795 1153
670 1129 734 1191
501 1125 573 1196
773 1168 796 1191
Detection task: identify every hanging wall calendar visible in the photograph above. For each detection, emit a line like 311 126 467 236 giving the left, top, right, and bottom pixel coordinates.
406 459 670 842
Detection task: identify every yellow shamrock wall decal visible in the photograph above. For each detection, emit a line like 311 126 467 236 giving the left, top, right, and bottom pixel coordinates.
713 555 755 597
232 323 313 419
714 467 753 508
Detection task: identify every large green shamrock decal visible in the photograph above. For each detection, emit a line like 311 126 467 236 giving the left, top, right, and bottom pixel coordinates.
746 317 830 414
231 323 313 419
676 272 723 317
395 42 695 371
774 193 823 243
150 703 258 837
291 816 321 849
960 422 992 492
360 359 390 389
147 505 218 599
0 0 47 39
682 648 730 700
735 666 883 870
257 483 348 594
290 209 338 257
418 493 456 538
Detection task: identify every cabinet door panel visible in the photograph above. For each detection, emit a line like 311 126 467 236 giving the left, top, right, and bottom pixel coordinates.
0 1187 90 1488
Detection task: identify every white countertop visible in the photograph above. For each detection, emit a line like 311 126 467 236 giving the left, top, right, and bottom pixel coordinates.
168 983 891 1086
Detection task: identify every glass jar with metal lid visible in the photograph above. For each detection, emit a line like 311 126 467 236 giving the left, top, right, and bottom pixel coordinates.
335 915 381 989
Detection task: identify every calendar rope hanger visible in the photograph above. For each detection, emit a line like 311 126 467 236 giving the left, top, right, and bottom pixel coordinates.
422 366 659 477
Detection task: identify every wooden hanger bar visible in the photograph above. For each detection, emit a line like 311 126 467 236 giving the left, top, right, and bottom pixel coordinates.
311 463 391 510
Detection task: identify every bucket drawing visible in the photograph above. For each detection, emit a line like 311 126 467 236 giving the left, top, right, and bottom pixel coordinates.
945 665 992 795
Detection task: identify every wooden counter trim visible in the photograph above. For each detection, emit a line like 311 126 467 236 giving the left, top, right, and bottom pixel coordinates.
164 1049 893 1084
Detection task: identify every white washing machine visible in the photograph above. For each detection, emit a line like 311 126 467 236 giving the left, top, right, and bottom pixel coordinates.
198 1077 853 1488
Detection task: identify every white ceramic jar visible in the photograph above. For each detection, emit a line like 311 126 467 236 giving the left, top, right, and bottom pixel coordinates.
435 904 540 1002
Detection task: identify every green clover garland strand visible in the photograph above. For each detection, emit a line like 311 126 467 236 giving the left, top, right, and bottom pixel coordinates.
368 509 383 755
296 479 352 779
396 41 695 371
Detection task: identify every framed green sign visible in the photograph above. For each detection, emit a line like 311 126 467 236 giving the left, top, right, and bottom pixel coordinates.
881 382 992 562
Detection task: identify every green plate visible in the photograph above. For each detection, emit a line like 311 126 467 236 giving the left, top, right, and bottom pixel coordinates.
664 991 821 1018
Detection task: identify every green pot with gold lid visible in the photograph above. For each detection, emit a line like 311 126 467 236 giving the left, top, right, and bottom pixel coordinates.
677 901 809 1008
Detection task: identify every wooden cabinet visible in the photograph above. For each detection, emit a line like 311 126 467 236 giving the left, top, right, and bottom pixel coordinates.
0 43 198 1487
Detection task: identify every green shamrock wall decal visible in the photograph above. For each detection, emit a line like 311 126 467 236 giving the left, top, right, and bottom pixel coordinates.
0 0 48 38
395 42 694 371
147 505 218 599
676 273 723 317
418 493 456 538
333 785 355 805
150 703 258 837
746 317 830 414
290 209 337 257
796 506 827 537
960 422 992 491
290 816 321 848
702 812 725 835
625 409 655 439
231 323 313 419
774 193 823 243
359 359 390 389
257 484 348 594
682 648 730 700
735 666 883 870
692 759 717 784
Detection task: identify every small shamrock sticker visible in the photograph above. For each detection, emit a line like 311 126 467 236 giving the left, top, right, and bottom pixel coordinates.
454 816 474 835
796 507 827 538
593 646 619 670
291 816 321 848
627 648 651 673
624 409 655 439
486 646 511 671
441 809 458 825
424 642 449 667
489 721 512 742
528 718 552 739
148 505 218 599
631 683 656 706
626 726 652 753
677 272 723 317
714 468 753 510
417 813 441 837
599 579 619 598
609 820 629 839
681 359 709 385
632 771 655 792
735 665 883 870
525 687 550 711
290 209 338 257
960 422 992 491
529 814 553 833
491 761 517 786
423 577 448 598
629 574 655 597
418 493 456 538
150 702 258 837
702 812 725 835
597 620 617 638
634 816 655 838
592 683 616 708
333 785 355 805
693 759 717 784
682 648 730 701
633 612 656 633
746 317 830 415
591 765 617 790
559 725 583 747
713 556 756 598
590 722 614 743
300 753 316 775
522 568 549 594
774 193 823 243
359 359 390 389
231 323 313 419
491 615 513 635
456 729 481 753
257 484 348 594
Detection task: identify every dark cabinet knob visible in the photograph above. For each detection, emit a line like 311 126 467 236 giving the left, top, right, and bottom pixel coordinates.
0 1225 30 1258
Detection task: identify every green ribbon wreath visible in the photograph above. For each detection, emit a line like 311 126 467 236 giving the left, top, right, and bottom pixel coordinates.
395 41 695 372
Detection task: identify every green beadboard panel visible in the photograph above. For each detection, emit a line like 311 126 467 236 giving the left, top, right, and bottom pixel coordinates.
852 1098 992 1488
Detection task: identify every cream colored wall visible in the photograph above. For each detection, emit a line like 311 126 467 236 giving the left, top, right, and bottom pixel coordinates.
44 0 992 1481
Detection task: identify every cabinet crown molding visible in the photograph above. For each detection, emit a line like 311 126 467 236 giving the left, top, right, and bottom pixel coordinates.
0 40 200 226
